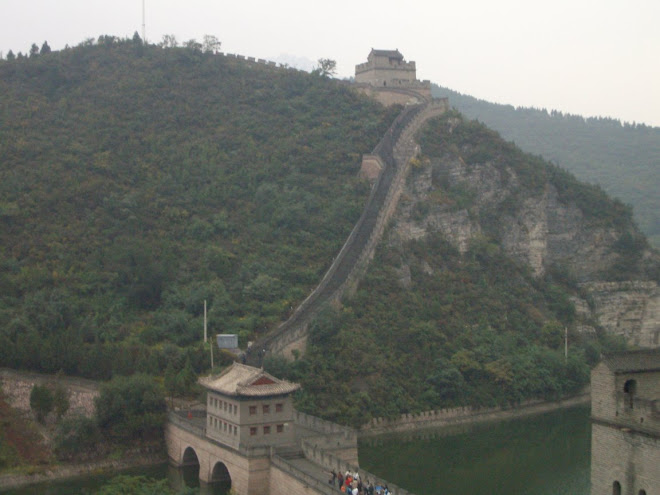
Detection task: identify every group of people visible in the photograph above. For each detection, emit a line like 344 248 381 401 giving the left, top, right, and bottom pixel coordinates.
328 470 392 495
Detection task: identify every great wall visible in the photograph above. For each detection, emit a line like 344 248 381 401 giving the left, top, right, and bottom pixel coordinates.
178 49 452 366
247 95 449 365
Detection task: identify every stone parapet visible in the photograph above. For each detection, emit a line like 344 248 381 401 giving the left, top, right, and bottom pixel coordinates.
360 392 590 436
300 438 416 495
270 455 338 495
294 411 356 439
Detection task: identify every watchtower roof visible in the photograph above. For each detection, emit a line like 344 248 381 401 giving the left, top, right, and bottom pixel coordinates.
601 349 660 374
370 49 404 60
199 362 300 397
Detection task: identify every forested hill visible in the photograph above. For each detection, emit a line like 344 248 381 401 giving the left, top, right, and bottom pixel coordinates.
432 85 660 248
0 38 397 377
0 38 655 427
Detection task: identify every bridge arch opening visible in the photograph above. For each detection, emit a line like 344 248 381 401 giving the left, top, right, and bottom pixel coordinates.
211 461 232 486
181 446 200 488
182 446 200 466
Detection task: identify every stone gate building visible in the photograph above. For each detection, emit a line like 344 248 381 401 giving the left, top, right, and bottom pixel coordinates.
166 363 416 495
590 350 660 495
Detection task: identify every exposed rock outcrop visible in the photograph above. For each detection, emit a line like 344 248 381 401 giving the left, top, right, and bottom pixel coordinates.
390 120 659 348
577 281 660 347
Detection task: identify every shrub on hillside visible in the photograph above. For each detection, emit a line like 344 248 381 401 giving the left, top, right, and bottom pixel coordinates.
29 384 53 423
53 415 102 460
95 374 166 441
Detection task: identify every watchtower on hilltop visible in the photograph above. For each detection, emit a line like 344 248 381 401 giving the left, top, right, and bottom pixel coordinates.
354 49 431 106
355 49 417 87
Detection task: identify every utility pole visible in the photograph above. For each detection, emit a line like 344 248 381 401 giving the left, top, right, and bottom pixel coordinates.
203 299 207 342
210 337 214 370
204 299 214 369
142 0 146 43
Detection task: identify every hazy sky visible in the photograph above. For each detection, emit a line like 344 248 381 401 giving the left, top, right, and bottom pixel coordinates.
2 0 659 126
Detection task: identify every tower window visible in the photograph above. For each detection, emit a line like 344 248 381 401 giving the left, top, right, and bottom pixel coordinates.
623 380 637 409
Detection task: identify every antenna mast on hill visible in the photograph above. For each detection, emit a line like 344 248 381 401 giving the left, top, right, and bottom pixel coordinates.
142 0 146 42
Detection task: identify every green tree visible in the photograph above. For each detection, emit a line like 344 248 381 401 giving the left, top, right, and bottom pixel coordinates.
6 50 15 61
29 43 39 58
53 415 101 460
159 34 178 48
314 58 337 77
95 374 166 440
184 39 202 51
164 362 178 406
176 358 197 395
40 41 51 54
540 321 564 349
202 35 221 54
30 384 53 423
53 382 70 420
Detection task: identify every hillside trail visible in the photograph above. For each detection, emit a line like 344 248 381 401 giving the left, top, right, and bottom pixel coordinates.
247 99 448 366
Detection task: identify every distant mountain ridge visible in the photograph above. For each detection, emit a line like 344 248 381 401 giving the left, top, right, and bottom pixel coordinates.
431 85 660 248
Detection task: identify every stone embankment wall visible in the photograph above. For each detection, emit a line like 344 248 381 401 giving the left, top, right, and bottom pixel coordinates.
248 99 449 364
359 392 590 437
0 368 98 419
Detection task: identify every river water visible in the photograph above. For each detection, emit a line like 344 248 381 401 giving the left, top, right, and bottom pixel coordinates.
0 464 229 495
358 405 591 495
1 406 590 495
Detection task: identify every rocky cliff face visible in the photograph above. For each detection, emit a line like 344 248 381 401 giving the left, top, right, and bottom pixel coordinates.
388 116 659 348
576 281 660 348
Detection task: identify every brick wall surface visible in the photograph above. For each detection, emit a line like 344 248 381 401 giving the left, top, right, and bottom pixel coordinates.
591 424 660 495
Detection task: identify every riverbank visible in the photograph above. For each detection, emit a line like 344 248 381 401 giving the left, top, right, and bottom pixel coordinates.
359 390 591 437
0 451 167 491
0 369 170 491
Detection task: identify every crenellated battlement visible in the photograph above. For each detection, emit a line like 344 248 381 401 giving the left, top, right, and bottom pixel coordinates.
355 59 417 74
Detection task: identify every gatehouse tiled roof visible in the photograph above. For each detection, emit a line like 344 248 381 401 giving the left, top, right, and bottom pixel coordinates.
370 49 404 60
199 362 300 397
602 350 660 373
